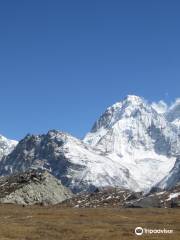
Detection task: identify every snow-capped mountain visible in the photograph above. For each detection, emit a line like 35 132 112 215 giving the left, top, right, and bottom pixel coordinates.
0 130 139 193
84 96 179 155
0 95 179 193
84 95 179 191
0 135 18 160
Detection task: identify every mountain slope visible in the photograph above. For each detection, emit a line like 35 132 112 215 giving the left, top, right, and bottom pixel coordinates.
60 187 142 208
0 130 139 193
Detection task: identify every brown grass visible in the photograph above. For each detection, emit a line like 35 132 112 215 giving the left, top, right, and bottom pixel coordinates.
0 204 179 240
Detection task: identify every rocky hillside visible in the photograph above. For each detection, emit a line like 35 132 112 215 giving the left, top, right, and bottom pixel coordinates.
124 183 180 208
60 187 143 208
0 169 72 205
60 185 180 208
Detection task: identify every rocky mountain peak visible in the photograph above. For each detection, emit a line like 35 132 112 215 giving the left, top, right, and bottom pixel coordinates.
84 95 177 156
90 95 146 133
124 94 144 104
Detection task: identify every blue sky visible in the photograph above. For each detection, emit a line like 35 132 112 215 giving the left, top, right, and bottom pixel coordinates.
0 0 180 140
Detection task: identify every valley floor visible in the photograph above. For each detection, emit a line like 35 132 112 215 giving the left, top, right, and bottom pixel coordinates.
0 205 179 240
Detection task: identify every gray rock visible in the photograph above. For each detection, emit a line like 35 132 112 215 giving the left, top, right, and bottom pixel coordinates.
0 169 73 205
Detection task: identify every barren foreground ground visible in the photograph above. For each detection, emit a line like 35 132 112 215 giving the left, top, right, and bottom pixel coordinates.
0 205 179 240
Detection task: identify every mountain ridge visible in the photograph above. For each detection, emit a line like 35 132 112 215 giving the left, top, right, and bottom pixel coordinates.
0 95 179 193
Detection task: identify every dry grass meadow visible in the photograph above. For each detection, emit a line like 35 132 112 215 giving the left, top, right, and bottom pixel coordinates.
0 204 179 240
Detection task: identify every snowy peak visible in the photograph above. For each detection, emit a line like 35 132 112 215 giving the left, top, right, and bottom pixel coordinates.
83 95 179 191
91 95 145 131
0 135 18 160
84 95 177 156
84 95 151 146
124 94 144 104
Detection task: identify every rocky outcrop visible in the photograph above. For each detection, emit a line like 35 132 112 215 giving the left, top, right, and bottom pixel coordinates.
0 169 72 205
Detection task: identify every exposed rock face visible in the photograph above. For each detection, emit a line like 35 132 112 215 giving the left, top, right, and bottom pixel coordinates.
0 169 72 205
